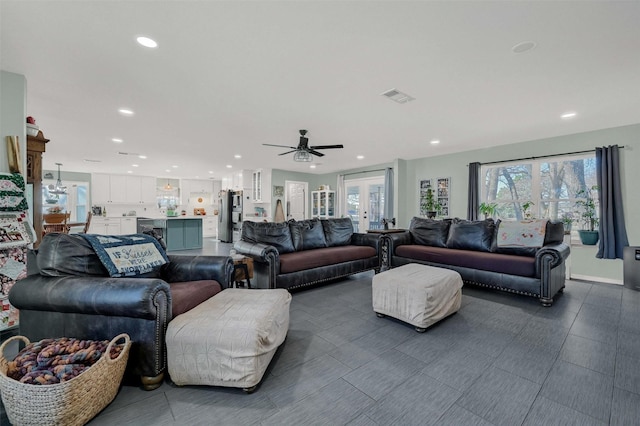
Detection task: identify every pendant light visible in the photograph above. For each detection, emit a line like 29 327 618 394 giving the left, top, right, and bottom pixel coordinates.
48 163 67 195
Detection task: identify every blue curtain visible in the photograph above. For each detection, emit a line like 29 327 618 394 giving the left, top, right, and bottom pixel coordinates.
596 145 628 259
384 167 394 220
467 162 481 220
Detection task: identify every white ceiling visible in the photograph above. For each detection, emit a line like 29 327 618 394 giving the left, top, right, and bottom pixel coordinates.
2 1 640 179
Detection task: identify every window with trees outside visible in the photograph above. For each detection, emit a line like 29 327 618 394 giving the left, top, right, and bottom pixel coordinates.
480 153 599 229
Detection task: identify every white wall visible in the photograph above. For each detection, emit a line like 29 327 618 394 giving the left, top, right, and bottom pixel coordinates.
0 70 27 174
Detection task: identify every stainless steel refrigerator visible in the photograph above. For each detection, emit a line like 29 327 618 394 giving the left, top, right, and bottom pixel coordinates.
218 190 243 243
218 190 234 242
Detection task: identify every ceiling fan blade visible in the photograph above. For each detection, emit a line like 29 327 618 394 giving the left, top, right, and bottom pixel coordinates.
309 144 344 149
307 149 325 157
263 143 298 149
278 150 297 156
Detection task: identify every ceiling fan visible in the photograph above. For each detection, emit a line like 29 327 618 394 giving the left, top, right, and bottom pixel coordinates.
263 130 344 162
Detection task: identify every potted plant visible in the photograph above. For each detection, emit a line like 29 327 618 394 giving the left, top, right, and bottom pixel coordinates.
421 188 442 219
479 202 497 219
575 185 599 245
521 201 535 220
560 212 574 235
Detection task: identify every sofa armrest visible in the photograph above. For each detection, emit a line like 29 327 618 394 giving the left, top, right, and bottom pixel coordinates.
385 231 413 255
163 255 234 289
234 240 279 263
535 242 570 276
234 240 279 289
351 232 381 251
9 275 170 320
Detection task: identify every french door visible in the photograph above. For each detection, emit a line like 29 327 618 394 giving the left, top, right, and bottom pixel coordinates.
344 177 385 232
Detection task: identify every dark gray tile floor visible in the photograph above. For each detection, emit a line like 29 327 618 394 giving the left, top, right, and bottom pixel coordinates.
2 238 640 425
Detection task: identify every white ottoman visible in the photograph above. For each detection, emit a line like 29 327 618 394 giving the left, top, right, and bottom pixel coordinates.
166 288 291 392
372 263 462 332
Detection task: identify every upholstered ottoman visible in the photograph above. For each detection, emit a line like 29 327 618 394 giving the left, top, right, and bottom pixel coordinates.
166 288 291 392
372 263 462 332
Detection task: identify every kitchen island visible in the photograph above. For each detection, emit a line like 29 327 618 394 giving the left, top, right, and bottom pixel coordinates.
137 217 203 251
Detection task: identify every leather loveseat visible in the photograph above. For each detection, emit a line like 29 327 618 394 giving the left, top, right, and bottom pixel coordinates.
9 233 234 390
385 217 570 306
234 218 381 290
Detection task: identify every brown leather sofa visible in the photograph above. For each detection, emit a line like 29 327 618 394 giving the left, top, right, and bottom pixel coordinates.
234 218 381 290
385 217 570 306
9 233 234 390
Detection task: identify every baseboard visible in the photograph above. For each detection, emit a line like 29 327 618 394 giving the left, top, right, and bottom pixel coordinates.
570 274 623 285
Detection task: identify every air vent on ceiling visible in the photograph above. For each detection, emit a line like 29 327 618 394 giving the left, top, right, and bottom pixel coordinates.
118 151 140 156
381 88 415 104
85 159 102 163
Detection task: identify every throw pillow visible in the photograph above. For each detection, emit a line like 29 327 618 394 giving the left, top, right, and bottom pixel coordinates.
289 218 327 251
409 217 451 247
446 218 495 252
241 220 295 253
321 218 354 247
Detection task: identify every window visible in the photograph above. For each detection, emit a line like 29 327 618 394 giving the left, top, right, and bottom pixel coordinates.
42 180 89 222
480 153 598 225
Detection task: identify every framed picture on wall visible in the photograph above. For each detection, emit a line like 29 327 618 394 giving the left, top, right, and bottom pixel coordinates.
419 179 432 216
437 177 451 217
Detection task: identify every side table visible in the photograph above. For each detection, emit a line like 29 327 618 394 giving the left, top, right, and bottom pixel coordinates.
366 229 406 271
232 256 254 288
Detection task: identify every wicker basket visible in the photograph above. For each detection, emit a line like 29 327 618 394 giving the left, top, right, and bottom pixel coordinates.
0 333 131 426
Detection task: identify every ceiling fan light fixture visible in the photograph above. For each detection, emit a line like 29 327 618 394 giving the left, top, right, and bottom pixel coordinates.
293 151 313 162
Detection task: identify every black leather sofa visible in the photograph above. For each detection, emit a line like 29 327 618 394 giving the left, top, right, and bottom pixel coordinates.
385 217 570 306
234 218 381 290
9 233 234 390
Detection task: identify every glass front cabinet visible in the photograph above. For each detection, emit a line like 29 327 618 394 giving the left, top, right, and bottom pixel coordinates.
311 190 335 218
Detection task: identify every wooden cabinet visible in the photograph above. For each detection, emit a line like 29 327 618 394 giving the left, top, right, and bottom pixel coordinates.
165 219 202 251
252 169 263 202
93 174 155 205
120 217 137 234
89 217 122 234
202 216 217 238
26 131 49 244
312 190 335 218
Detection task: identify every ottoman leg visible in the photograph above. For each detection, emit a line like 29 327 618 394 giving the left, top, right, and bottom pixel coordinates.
243 385 257 394
415 326 427 333
376 312 385 318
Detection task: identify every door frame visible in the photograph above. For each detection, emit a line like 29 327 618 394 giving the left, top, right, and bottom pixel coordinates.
343 176 385 231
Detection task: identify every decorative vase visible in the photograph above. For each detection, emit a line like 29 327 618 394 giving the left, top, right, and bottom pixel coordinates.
563 222 572 235
427 211 437 219
578 230 599 245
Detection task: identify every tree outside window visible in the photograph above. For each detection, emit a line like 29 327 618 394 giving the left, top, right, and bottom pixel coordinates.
480 154 598 224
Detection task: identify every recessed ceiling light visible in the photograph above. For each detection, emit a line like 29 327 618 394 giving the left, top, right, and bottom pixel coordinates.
112 138 123 143
208 171 214 174
239 173 243 177
172 165 178 168
310 164 317 169
127 170 133 174
561 112 577 119
118 108 134 116
234 154 242 159
136 36 158 48
132 164 139 167
512 41 536 54
165 169 171 173
226 165 232 168
138 155 147 159
430 140 440 145
357 155 364 160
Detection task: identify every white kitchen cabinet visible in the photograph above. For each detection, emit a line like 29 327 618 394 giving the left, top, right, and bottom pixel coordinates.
202 216 217 238
89 217 122 235
252 169 263 202
120 217 137 234
93 173 152 205
181 179 214 204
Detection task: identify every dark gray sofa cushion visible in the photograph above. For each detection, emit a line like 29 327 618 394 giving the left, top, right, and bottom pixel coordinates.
446 218 495 252
321 218 354 247
289 218 327 251
409 217 451 247
241 221 295 254
37 233 109 276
